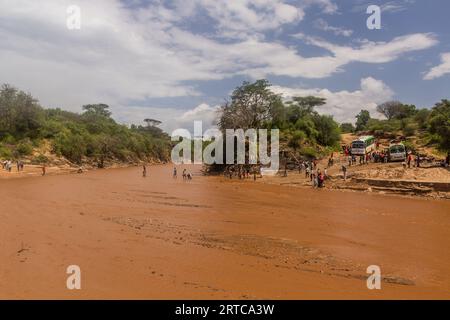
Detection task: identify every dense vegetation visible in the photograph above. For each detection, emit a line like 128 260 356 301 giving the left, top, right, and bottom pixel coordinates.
0 84 171 166
2 80 447 169
217 79 342 161
350 100 450 153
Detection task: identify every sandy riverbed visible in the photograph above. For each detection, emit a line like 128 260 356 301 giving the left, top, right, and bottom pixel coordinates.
1 164 449 299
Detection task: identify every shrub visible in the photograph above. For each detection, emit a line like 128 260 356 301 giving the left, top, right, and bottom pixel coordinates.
32 154 49 164
0 143 12 158
16 139 34 156
299 146 318 159
403 124 416 137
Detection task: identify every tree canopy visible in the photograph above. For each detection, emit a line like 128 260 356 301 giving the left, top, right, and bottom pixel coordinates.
355 110 371 131
376 101 417 120
217 80 341 160
0 84 171 165
429 99 450 152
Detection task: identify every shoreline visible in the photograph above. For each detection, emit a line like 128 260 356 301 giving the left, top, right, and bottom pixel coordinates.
2 162 449 200
0 161 168 181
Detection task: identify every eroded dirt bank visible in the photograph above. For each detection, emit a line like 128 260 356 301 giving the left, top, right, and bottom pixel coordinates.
1 165 449 299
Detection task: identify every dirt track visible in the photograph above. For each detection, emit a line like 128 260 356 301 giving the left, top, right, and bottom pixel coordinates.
1 165 450 299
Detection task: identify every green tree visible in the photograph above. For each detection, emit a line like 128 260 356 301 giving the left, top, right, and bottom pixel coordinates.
218 79 283 130
414 108 431 129
0 84 44 139
429 99 450 151
313 114 341 147
376 101 417 120
82 104 112 118
285 96 326 123
355 110 371 131
340 122 355 133
144 118 162 127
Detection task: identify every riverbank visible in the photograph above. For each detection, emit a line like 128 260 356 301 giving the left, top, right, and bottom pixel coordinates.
0 161 164 180
1 164 449 299
259 160 450 199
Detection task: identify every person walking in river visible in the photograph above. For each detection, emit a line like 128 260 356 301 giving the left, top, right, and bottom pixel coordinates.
341 165 347 181
142 164 147 178
173 167 177 179
318 172 325 188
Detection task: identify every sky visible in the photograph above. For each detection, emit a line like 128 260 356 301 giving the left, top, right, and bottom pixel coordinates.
0 0 449 133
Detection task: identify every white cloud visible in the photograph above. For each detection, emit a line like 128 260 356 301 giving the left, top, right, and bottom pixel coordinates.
116 103 219 133
168 0 338 37
304 0 338 14
381 0 415 13
352 0 414 14
313 18 353 37
0 0 437 128
424 52 450 80
298 33 438 65
189 0 305 34
272 77 394 123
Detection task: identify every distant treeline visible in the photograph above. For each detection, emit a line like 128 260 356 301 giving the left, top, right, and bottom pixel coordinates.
2 81 447 167
0 84 171 166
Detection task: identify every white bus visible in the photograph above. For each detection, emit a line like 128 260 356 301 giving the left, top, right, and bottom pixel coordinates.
388 143 406 162
351 136 375 156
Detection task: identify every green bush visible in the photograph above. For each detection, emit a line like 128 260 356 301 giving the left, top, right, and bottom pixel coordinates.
299 146 318 159
16 139 34 156
1 134 16 144
288 131 307 150
0 143 12 158
403 141 416 153
403 124 416 137
32 154 49 164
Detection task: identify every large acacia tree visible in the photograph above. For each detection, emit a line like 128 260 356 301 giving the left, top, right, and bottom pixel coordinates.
217 79 284 130
376 101 417 120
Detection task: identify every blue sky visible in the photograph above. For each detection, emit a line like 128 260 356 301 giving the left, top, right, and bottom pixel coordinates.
0 0 449 132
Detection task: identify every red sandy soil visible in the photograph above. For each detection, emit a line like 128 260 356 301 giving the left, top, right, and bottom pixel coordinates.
1 164 450 299
0 164 74 179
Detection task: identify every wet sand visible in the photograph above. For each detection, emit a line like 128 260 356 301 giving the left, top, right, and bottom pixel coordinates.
1 165 450 299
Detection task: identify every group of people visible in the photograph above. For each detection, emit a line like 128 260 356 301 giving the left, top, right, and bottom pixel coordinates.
224 166 257 180
180 168 193 180
141 165 193 181
406 152 422 168
343 144 388 166
345 152 386 166
2 159 25 172
299 160 327 188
